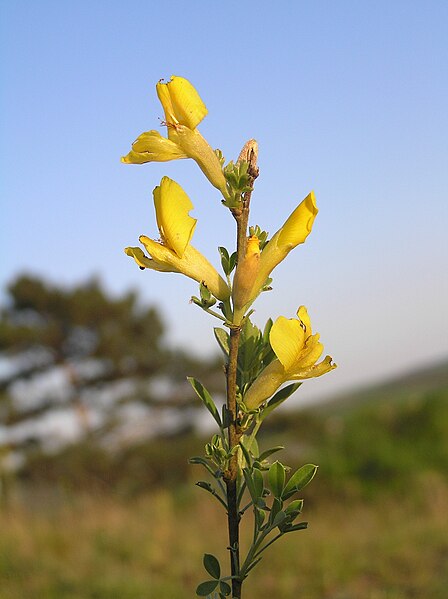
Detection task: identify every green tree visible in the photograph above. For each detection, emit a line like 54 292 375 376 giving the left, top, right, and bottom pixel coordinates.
0 274 222 493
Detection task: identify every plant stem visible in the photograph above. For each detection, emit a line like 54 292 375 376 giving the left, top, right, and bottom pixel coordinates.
224 143 259 598
225 325 243 597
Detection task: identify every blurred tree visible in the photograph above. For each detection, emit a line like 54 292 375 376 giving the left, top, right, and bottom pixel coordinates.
0 274 223 487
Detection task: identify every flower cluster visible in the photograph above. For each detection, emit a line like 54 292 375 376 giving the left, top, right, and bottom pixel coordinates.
122 75 336 410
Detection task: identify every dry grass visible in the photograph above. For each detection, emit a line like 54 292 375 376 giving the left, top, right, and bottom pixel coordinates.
1 479 447 599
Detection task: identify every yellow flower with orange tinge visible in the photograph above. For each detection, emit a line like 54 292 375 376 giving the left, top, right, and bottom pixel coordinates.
232 192 318 321
122 76 228 198
243 306 336 409
125 177 230 301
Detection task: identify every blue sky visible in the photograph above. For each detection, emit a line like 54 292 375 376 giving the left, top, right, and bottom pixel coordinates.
1 1 447 401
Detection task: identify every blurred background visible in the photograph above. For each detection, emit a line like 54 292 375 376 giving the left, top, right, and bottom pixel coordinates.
1 1 447 598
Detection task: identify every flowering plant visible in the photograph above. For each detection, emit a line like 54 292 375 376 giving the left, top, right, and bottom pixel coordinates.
122 75 336 598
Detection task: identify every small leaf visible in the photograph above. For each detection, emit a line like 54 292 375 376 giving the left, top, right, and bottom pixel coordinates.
258 446 284 461
269 496 282 525
268 461 286 498
253 468 264 499
188 377 222 427
219 580 232 595
228 251 237 273
242 468 257 502
261 383 302 421
189 456 209 466
196 579 218 596
221 405 232 429
285 522 308 532
283 464 318 499
203 553 220 579
272 509 287 528
239 441 252 467
196 481 213 492
214 327 230 356
254 506 266 529
285 499 304 517
263 318 273 342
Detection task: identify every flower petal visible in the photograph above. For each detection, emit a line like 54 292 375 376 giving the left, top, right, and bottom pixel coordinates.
121 131 187 163
297 305 312 336
277 192 318 248
270 316 306 371
290 356 337 380
166 76 208 130
153 177 197 258
124 246 172 272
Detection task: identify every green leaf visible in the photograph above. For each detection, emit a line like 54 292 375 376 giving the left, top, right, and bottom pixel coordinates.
272 509 287 528
219 580 232 596
258 446 284 461
268 461 286 498
228 251 237 274
239 441 252 467
196 481 213 492
254 505 266 529
263 318 273 342
253 468 264 499
242 468 257 503
285 499 304 517
285 522 308 532
283 464 318 499
240 434 259 460
261 383 302 422
189 456 209 466
188 377 222 427
214 327 230 356
218 246 230 275
269 496 282 525
203 553 221 579
196 579 218 596
221 405 232 429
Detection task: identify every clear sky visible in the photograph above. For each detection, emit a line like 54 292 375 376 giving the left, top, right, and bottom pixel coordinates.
1 0 448 402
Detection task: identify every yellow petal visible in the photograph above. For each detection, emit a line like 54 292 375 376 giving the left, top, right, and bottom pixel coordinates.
121 131 187 163
293 335 324 370
297 305 312 336
156 81 176 123
269 316 306 371
153 177 197 258
139 236 230 301
166 76 208 130
290 356 337 380
124 246 172 272
139 234 176 267
277 191 318 248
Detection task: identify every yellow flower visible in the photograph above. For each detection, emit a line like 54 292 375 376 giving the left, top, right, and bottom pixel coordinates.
122 76 228 197
244 306 336 409
234 192 318 317
125 177 230 301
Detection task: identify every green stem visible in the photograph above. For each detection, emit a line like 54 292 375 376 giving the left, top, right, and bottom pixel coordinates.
224 144 259 599
253 531 284 560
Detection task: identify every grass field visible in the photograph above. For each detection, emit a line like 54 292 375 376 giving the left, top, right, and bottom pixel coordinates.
1 365 447 598
1 482 447 599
